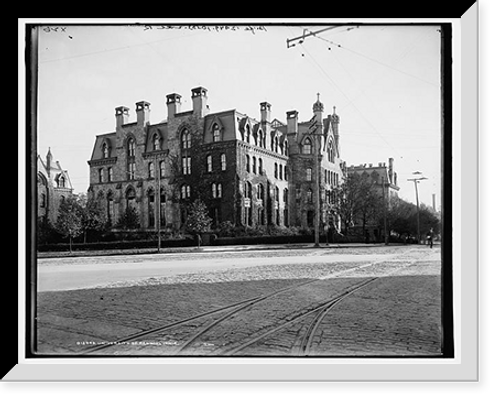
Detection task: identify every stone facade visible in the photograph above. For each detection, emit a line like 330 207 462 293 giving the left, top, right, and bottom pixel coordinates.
37 149 73 225
87 87 346 233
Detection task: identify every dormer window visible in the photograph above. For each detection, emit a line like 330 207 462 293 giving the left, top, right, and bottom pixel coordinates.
303 137 312 155
153 134 161 151
102 142 109 158
213 124 221 142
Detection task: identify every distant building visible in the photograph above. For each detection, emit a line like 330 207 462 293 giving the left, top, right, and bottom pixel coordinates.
87 86 346 233
346 158 399 242
37 148 73 224
346 157 400 204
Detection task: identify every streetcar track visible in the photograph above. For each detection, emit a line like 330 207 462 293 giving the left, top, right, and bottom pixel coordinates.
81 249 424 355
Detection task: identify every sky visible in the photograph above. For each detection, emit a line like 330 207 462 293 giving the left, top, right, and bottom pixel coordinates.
36 23 442 209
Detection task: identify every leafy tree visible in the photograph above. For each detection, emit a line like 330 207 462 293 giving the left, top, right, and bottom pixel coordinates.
184 199 212 246
55 194 83 252
78 193 107 243
331 174 383 235
116 206 140 230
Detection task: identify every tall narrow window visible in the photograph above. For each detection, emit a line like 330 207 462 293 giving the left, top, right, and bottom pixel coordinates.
274 163 278 179
159 161 166 177
206 154 212 172
246 155 251 173
181 128 191 149
245 125 251 143
212 183 217 199
213 124 221 142
108 167 113 182
307 188 313 203
182 157 191 175
98 169 104 183
306 168 312 181
127 138 136 157
148 162 155 178
258 158 263 175
148 192 155 228
279 164 283 180
221 153 226 171
153 134 161 151
252 156 257 174
102 142 109 158
107 195 114 224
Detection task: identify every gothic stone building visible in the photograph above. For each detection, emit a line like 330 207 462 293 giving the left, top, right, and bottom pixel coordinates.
87 87 346 233
37 148 73 225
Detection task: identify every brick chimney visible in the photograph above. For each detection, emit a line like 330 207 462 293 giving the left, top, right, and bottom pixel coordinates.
286 110 298 135
260 101 272 123
166 93 181 120
191 86 209 117
135 101 150 127
115 106 130 129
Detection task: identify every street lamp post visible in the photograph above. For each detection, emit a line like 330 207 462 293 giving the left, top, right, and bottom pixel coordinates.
407 172 427 244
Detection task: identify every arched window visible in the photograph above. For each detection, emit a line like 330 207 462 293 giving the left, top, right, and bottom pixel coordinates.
148 162 154 178
102 141 109 158
181 128 191 149
303 137 312 154
127 138 136 157
126 187 136 208
328 140 335 162
257 183 264 200
245 125 251 143
213 124 221 142
57 175 66 188
153 134 161 151
159 161 166 177
244 181 252 198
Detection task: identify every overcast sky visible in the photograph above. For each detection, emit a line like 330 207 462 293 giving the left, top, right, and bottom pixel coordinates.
36 23 442 209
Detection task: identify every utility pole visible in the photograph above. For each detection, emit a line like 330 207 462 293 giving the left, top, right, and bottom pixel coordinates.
155 154 161 253
407 172 427 244
382 175 388 245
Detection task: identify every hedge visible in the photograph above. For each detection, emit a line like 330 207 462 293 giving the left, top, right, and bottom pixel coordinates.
37 237 196 252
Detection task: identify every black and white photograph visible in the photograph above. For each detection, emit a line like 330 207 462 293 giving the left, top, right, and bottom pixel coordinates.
12 12 482 384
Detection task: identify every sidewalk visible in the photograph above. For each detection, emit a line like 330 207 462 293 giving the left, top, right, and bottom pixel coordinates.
37 242 413 259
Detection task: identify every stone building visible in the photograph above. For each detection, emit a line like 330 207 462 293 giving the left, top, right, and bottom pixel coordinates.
37 148 73 224
87 87 346 234
346 157 400 204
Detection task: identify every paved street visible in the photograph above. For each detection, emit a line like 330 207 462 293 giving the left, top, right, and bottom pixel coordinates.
36 244 442 356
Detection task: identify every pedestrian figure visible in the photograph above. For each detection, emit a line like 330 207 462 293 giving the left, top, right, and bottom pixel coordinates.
427 229 434 248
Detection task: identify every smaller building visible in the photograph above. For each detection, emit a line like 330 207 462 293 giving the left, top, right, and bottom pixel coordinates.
37 148 73 224
346 157 399 242
346 157 399 204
